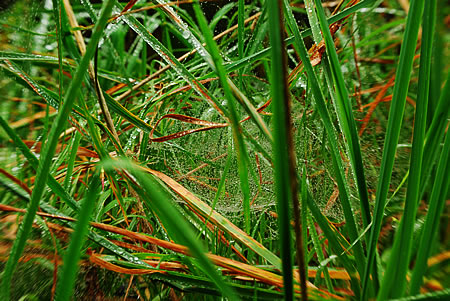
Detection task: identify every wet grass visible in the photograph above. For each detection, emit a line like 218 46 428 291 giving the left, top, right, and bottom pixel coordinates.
0 0 449 300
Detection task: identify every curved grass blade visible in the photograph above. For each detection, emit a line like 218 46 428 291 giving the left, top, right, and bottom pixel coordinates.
102 158 239 301
0 117 79 211
0 1 115 297
63 131 81 190
307 214 334 293
1 58 156 135
115 0 228 118
54 176 101 301
305 186 361 295
91 258 285 299
222 0 380 76
0 51 69 63
0 202 159 273
149 113 227 142
2 59 61 109
361 0 426 298
154 0 272 143
140 166 282 270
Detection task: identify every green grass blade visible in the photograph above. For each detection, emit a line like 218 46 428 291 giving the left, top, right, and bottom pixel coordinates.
2 59 62 109
63 131 81 190
420 71 450 197
0 51 68 62
410 126 449 294
378 0 436 298
307 214 334 293
312 0 371 229
238 0 244 89
51 0 63 102
0 0 114 297
426 0 446 128
305 187 361 295
267 0 295 298
282 0 366 291
37 202 158 272
361 0 426 298
192 1 251 234
144 167 282 269
54 176 101 301
155 0 272 142
390 289 450 301
0 115 79 211
300 168 308 281
103 159 239 301
115 1 228 119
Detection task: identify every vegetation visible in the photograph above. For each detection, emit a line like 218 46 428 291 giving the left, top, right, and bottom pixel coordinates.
0 0 448 300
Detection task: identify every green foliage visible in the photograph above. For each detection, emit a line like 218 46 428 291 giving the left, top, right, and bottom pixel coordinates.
0 0 448 300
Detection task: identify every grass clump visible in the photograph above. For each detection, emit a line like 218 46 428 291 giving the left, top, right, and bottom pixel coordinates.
0 0 448 300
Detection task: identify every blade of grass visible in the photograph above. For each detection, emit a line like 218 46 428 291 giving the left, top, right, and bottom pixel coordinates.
390 289 450 301
420 71 450 198
300 167 308 281
222 0 380 76
192 0 251 234
238 0 244 89
307 214 334 293
0 0 115 298
0 119 157 272
281 0 366 294
102 158 239 301
0 115 77 211
426 0 445 128
54 175 101 301
378 0 436 298
267 0 308 299
155 0 272 142
361 0 426 298
63 131 81 190
51 0 63 103
311 0 371 229
304 184 361 296
410 126 449 294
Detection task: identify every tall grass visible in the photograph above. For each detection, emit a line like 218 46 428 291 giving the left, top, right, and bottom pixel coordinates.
1 0 115 298
0 0 448 300
361 0 426 298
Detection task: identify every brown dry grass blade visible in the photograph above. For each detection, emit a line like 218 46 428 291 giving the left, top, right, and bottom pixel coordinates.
0 168 32 195
0 204 345 299
138 166 283 268
21 140 99 158
88 252 164 275
150 114 227 142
